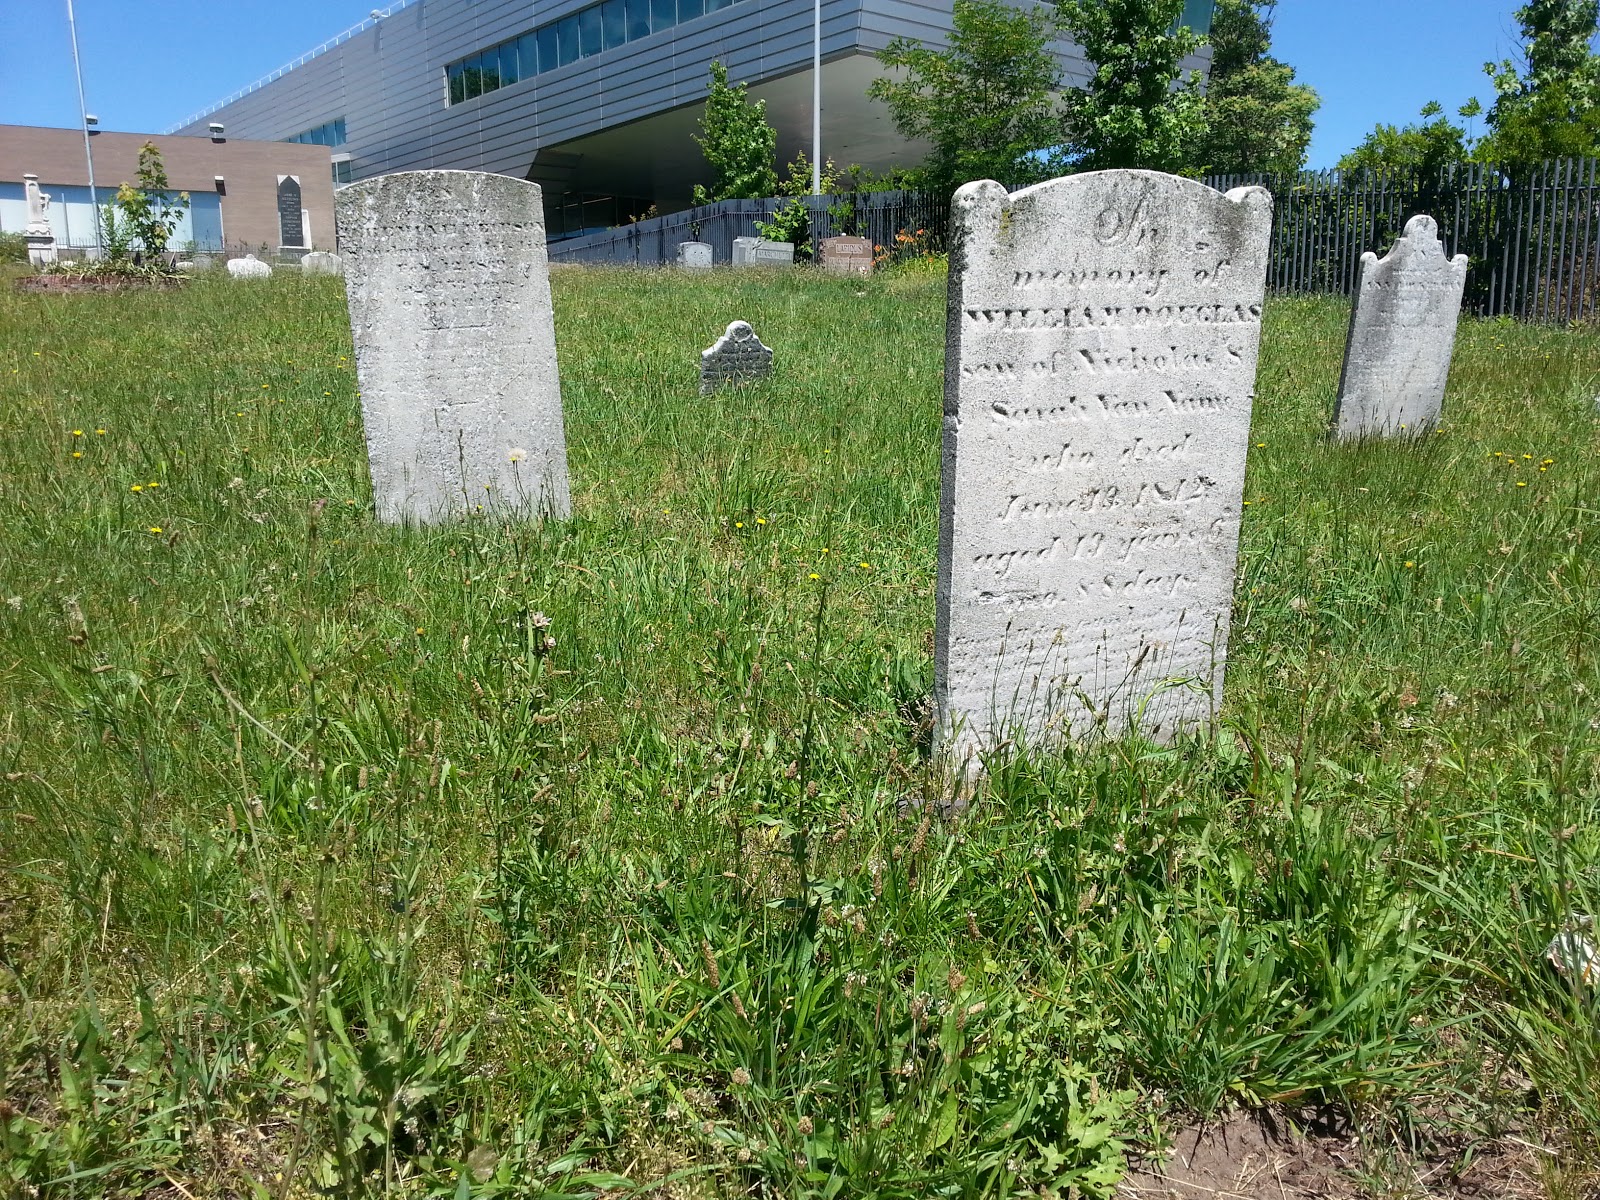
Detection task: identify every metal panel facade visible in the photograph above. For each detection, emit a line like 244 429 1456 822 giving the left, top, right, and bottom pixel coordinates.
175 0 1212 218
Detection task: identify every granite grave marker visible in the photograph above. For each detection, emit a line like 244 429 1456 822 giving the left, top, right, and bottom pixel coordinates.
700 320 773 393
337 170 569 525
819 236 872 275
1332 214 1468 440
936 170 1272 765
732 237 794 266
276 175 306 249
677 241 713 270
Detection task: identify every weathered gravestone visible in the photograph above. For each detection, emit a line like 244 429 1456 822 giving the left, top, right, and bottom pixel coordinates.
700 321 773 394
1332 214 1468 440
677 241 713 270
819 236 872 276
276 175 306 249
936 170 1273 766
337 170 570 524
22 174 56 267
732 237 794 266
226 254 272 278
300 250 344 276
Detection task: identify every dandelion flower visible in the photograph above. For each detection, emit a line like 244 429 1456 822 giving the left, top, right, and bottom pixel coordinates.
147 482 160 488
756 517 766 525
95 428 105 435
1404 561 1415 568
148 526 163 534
415 626 425 635
235 411 244 417
859 561 870 569
72 451 83 459
131 484 143 493
809 572 820 580
735 521 744 529
1517 481 1527 487
261 383 269 389
72 429 83 437
1255 442 1265 448
821 547 830 555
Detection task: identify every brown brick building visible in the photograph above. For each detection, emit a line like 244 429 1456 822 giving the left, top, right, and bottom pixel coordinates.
0 126 335 255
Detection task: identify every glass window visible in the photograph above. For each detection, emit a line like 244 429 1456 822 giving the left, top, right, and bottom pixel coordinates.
500 40 519 85
518 33 539 76
578 5 603 57
463 60 482 99
479 50 501 92
537 25 559 72
705 0 732 11
557 15 580 65
651 0 675 31
602 0 626 49
679 0 704 21
332 160 354 185
333 117 347 145
625 0 651 39
448 67 465 104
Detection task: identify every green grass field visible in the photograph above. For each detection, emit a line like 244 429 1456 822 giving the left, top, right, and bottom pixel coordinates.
2 266 1598 1198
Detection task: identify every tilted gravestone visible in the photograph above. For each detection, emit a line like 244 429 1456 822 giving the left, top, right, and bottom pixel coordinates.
1333 214 1468 440
700 321 773 394
819 236 872 276
677 241 713 270
936 170 1273 766
732 237 794 266
337 170 570 525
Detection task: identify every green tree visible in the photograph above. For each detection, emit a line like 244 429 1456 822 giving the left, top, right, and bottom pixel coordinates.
1055 0 1206 173
1337 101 1477 176
866 0 1064 196
102 142 189 265
1481 0 1600 164
1191 0 1319 175
691 61 778 204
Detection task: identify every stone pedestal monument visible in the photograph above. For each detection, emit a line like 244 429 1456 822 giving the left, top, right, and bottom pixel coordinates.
22 174 57 267
936 170 1273 767
1333 215 1469 439
337 170 570 525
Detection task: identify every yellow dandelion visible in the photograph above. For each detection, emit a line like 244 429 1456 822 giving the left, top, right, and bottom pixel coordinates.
72 450 83 459
821 547 830 554
1517 481 1527 487
735 521 744 529
859 561 870 569
756 517 766 525
148 526 163 534
415 626 425 635
1522 454 1533 460
72 429 83 437
95 428 106 435
809 572 820 580
130 484 143 493
235 411 244 417
261 383 269 389
1404 561 1415 568
147 482 160 488
1255 442 1265 448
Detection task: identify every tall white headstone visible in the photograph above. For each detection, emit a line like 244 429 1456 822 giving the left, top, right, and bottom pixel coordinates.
337 170 570 525
936 171 1272 766
22 174 56 267
1333 215 1468 440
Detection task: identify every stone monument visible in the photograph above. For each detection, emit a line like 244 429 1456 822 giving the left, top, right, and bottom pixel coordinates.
22 174 56 267
731 237 794 266
226 254 273 278
936 170 1273 766
337 170 570 525
1332 215 1468 440
677 241 713 270
819 236 872 276
700 321 773 393
300 250 344 276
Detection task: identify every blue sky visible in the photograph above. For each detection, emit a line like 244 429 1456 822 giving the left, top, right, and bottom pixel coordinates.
0 1 1529 169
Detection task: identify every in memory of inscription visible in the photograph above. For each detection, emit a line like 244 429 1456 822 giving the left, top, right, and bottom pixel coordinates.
700 320 774 393
936 170 1273 766
336 170 571 525
1332 214 1468 440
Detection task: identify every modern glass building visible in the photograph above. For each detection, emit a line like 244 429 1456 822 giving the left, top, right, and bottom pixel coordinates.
170 0 1215 238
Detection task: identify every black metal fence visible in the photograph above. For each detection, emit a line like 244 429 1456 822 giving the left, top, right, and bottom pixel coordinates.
546 189 951 267
1205 158 1600 323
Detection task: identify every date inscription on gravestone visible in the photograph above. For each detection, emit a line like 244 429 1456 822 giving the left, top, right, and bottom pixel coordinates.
936 170 1273 764
277 175 305 248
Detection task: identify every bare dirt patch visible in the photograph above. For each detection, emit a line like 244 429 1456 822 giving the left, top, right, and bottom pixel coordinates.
1117 1110 1558 1200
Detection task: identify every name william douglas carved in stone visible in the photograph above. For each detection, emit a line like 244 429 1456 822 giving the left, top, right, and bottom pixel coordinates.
935 170 1273 764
